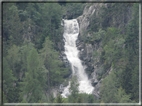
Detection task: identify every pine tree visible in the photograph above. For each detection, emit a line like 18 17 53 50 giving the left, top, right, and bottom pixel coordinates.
20 44 46 102
68 76 79 103
115 87 131 103
40 37 68 87
3 3 23 45
100 71 119 103
55 93 64 103
3 57 17 102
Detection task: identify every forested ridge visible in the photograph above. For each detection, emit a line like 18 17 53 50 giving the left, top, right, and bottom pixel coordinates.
2 1 140 104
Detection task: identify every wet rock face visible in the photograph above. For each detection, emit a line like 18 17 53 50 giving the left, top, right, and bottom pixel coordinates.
77 3 103 36
76 3 104 80
76 3 104 98
60 51 72 77
77 35 102 97
78 43 95 77
57 40 64 51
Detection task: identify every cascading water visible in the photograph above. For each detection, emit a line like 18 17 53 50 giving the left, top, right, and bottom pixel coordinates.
61 19 94 98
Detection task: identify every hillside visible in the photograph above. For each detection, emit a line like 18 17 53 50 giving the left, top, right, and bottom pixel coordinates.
2 2 140 104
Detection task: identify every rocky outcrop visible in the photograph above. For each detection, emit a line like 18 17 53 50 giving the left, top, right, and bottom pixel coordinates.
76 2 133 98
59 2 134 99
76 3 104 98
77 3 103 36
77 40 102 97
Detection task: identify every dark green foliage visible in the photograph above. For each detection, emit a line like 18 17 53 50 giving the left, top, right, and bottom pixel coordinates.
3 58 17 102
86 3 139 103
64 76 97 103
20 45 45 102
12 3 63 49
6 45 21 78
100 71 131 103
122 3 139 102
68 93 96 103
68 76 79 102
3 3 23 45
55 93 64 103
2 2 68 103
3 92 8 103
62 3 85 19
2 2 139 103
89 3 133 33
40 37 69 87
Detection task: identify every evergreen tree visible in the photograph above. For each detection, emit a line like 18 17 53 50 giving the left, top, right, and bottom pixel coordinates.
6 45 21 78
3 3 23 46
55 93 64 103
68 76 79 103
20 44 46 102
3 57 17 102
122 3 139 101
40 37 68 87
100 71 118 103
115 87 131 103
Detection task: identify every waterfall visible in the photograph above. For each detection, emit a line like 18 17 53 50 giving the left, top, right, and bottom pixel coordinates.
61 19 94 98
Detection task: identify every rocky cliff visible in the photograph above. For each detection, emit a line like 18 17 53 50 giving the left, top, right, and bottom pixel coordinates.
76 3 133 98
76 3 104 98
59 2 133 98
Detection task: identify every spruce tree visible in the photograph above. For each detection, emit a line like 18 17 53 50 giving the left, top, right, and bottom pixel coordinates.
20 44 46 102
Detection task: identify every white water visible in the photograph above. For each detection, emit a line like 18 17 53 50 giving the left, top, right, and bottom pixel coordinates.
61 19 94 98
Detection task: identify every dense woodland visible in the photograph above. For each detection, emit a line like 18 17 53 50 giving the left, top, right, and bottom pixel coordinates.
2 2 139 104
87 3 139 103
